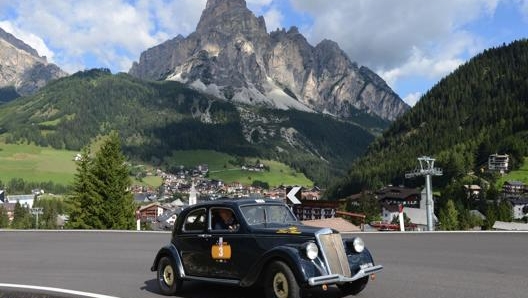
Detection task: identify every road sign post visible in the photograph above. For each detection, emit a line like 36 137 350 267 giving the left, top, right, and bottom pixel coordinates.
286 186 302 205
398 204 405 231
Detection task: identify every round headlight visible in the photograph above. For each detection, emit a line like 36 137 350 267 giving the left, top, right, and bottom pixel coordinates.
352 237 365 253
305 242 319 260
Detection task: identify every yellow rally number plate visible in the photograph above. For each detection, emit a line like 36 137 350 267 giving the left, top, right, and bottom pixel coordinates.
211 243 232 260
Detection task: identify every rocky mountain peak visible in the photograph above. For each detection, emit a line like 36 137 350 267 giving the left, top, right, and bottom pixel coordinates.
197 0 266 37
129 0 409 121
206 0 246 10
0 27 41 59
0 27 67 99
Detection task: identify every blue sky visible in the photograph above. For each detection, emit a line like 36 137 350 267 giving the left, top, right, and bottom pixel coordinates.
1 0 527 106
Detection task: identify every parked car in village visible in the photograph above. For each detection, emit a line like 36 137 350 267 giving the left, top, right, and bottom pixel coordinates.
151 198 382 297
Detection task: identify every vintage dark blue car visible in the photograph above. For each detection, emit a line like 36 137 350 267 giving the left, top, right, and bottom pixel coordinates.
151 198 382 297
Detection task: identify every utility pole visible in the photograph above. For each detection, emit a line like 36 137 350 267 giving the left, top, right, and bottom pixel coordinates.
405 156 443 231
30 207 44 229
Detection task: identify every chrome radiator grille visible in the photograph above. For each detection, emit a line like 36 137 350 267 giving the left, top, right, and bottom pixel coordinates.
318 233 351 277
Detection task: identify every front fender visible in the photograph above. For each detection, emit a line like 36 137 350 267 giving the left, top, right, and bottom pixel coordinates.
151 243 185 278
240 245 320 287
348 247 376 274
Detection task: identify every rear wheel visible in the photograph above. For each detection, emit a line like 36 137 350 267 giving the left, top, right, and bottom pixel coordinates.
157 256 183 295
338 276 369 296
264 261 301 298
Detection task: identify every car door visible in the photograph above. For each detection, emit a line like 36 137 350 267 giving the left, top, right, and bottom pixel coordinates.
208 206 265 280
177 207 212 277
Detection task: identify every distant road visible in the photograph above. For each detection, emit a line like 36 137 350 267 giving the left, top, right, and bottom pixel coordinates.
0 231 527 298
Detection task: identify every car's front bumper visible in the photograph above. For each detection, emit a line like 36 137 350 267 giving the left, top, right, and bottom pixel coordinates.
307 264 383 286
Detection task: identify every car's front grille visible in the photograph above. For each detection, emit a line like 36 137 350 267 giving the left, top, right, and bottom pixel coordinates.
318 233 351 277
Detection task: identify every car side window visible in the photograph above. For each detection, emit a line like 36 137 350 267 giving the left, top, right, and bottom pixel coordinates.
183 208 206 232
210 208 239 231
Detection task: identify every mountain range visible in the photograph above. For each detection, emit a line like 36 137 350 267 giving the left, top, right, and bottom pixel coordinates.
0 0 408 187
1 0 527 196
129 0 409 121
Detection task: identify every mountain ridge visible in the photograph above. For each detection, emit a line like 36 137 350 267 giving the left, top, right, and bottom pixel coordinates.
0 69 385 187
129 0 409 121
0 27 67 100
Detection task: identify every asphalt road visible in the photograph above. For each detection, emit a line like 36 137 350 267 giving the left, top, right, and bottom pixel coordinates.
0 231 527 298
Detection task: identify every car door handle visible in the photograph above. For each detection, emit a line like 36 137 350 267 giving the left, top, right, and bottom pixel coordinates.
198 234 212 238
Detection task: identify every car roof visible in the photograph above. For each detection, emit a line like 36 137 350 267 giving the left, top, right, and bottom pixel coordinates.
186 198 286 210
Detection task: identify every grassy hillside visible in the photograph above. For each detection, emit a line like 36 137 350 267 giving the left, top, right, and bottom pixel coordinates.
497 157 528 186
0 143 311 190
163 150 312 187
210 162 312 187
0 68 382 187
0 143 77 184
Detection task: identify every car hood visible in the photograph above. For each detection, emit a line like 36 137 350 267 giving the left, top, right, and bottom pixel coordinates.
248 222 334 237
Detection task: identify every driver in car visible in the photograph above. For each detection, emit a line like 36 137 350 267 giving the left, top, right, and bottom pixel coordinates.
215 209 238 230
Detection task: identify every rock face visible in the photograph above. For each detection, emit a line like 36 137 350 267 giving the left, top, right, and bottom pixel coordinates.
0 27 67 97
130 0 408 120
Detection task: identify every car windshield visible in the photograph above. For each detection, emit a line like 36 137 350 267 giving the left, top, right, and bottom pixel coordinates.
240 204 298 225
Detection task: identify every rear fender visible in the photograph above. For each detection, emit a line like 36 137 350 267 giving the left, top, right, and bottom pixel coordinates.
151 244 185 278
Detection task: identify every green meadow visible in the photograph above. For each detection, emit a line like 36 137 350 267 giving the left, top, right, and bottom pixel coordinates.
0 144 312 189
497 157 528 186
166 150 313 187
0 143 77 185
209 159 312 187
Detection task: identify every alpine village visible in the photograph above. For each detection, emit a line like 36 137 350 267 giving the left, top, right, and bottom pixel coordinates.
1 0 528 232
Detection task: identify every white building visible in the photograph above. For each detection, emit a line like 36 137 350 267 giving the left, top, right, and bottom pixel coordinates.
508 198 528 219
188 182 197 206
493 221 528 231
488 153 509 174
6 194 35 208
381 188 437 231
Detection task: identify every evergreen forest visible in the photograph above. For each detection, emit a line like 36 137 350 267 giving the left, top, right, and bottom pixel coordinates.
326 39 528 199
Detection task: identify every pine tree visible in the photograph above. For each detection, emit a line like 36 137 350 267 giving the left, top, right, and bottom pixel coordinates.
11 201 32 229
91 132 135 230
0 205 9 228
439 199 459 230
484 203 498 230
497 200 513 222
35 197 66 229
67 147 104 229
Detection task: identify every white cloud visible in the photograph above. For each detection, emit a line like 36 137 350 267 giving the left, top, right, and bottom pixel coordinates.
291 0 499 67
0 21 55 61
247 0 273 6
1 0 523 99
403 92 422 107
141 0 207 37
290 0 500 96
0 0 207 73
263 7 284 32
517 0 528 19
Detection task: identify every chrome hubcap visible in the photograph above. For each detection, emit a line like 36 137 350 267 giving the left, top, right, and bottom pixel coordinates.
163 265 174 286
273 272 289 298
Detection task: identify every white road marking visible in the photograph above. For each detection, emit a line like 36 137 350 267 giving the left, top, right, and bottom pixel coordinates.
0 283 121 298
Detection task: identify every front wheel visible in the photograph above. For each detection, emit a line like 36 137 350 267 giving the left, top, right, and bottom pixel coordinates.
157 256 183 295
338 276 369 296
264 261 301 298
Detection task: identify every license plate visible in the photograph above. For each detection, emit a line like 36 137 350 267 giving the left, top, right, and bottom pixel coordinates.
360 263 373 269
